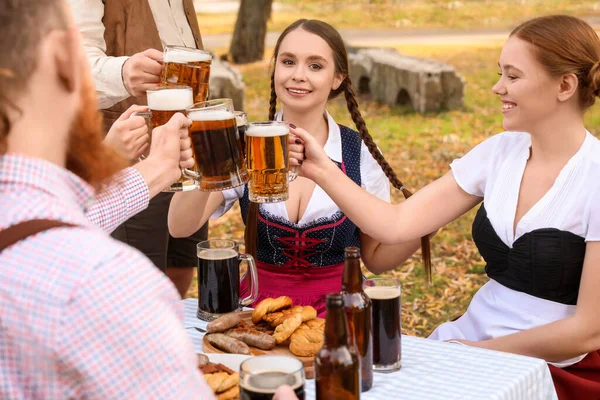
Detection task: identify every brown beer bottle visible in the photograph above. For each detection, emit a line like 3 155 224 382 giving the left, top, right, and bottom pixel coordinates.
341 247 373 392
315 293 360 400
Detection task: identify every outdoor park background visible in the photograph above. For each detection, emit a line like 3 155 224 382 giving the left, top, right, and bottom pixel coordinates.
185 0 600 337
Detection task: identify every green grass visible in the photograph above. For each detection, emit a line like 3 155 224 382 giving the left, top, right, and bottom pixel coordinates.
198 0 600 35
185 42 600 337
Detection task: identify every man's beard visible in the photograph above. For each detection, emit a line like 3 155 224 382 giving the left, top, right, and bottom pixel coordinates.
65 76 128 191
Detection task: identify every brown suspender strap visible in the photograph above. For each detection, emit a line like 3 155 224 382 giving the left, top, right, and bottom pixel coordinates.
0 219 75 253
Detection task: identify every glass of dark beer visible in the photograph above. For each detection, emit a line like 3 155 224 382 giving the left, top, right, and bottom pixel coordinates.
162 45 211 103
138 85 197 192
185 99 249 191
234 111 248 159
196 239 258 321
240 355 305 400
364 278 402 372
246 121 298 203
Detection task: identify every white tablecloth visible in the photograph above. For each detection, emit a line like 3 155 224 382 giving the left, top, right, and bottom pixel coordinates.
182 298 558 400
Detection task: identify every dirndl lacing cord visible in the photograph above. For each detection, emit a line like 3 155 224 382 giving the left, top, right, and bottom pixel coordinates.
277 236 326 275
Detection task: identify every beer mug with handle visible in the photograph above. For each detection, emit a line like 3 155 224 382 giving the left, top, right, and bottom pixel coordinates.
246 121 298 203
162 45 212 103
196 239 258 321
185 99 249 191
133 85 198 192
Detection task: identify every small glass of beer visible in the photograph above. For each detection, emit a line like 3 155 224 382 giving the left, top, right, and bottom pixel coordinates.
239 355 305 400
145 85 197 192
196 239 258 321
364 278 402 372
246 121 298 203
234 111 248 159
185 99 249 191
162 45 212 103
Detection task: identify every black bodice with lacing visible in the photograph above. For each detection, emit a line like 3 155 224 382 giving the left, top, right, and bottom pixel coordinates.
239 125 363 271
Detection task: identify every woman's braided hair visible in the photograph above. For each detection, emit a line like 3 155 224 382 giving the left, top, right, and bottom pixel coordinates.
249 19 432 283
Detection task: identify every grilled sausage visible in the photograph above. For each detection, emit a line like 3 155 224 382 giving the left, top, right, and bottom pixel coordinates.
226 328 277 350
205 333 251 355
206 314 242 333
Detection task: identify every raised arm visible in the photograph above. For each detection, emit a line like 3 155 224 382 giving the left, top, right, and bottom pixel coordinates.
293 127 482 245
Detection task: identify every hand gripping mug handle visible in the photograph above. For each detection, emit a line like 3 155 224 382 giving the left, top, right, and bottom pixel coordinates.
239 253 258 308
131 110 152 161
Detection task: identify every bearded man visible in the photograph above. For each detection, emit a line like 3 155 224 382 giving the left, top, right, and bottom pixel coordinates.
0 0 214 397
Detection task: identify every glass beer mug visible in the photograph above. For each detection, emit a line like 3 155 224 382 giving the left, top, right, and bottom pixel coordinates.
162 45 212 103
245 121 298 203
196 239 258 321
134 85 198 192
185 99 249 191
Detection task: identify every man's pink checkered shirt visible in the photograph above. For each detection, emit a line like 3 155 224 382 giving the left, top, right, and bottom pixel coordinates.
0 154 215 399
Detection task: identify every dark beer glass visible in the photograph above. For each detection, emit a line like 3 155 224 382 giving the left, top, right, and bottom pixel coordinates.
162 45 211 103
240 356 305 400
234 111 248 159
144 85 197 192
197 240 258 321
185 99 249 191
246 121 298 203
364 278 402 372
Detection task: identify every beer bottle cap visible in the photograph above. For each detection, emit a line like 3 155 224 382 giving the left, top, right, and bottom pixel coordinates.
326 293 344 308
344 247 360 258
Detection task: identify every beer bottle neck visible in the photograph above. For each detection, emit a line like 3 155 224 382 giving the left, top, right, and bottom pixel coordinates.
324 304 350 348
342 256 363 293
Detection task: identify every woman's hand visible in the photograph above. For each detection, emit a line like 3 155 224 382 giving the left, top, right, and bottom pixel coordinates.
289 126 335 182
104 104 150 159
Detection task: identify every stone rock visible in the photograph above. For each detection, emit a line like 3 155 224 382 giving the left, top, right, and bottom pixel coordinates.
208 55 245 111
348 48 465 114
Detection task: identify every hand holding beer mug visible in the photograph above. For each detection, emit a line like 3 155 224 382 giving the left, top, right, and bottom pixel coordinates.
162 45 211 103
364 278 402 372
196 240 258 321
185 99 249 191
104 105 151 160
246 121 300 203
137 85 197 192
240 355 305 400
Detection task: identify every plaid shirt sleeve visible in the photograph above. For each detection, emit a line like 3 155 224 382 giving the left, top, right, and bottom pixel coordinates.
57 246 215 399
86 167 149 233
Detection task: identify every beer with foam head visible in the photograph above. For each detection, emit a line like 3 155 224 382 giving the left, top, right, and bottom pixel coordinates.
364 278 402 372
240 355 305 400
186 99 248 191
162 45 211 103
146 86 196 192
246 122 291 203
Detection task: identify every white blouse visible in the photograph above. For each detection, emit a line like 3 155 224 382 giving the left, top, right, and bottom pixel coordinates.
212 111 391 225
430 130 600 367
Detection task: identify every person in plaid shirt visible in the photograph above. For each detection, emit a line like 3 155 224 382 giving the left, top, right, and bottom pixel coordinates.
0 0 216 398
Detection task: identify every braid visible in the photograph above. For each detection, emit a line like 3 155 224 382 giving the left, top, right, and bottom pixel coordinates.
268 69 277 120
343 77 411 198
343 77 432 284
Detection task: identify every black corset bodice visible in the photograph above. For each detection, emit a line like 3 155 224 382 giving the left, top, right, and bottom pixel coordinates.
472 204 586 305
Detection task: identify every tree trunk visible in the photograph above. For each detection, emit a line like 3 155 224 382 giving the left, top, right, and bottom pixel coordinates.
229 0 273 64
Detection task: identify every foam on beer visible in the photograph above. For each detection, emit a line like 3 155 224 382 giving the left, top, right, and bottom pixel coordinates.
246 125 289 137
164 48 211 63
188 109 234 121
365 286 401 299
147 88 193 111
197 248 237 260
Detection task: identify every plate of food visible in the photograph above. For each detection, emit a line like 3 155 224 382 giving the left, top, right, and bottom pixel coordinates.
201 296 325 379
197 353 252 399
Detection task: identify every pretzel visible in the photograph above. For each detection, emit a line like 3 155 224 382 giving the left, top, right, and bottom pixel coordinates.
251 296 293 324
269 306 317 327
290 328 324 357
272 313 303 344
